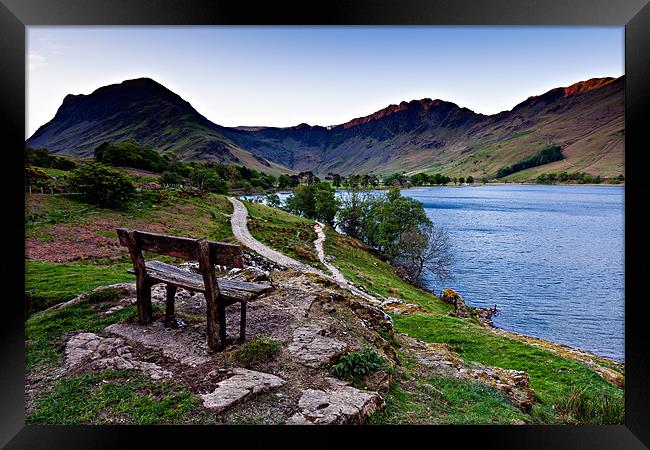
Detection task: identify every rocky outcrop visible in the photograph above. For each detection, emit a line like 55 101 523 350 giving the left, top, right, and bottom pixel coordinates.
199 368 286 413
379 297 422 315
288 324 348 368
65 332 172 380
403 335 536 413
286 378 383 425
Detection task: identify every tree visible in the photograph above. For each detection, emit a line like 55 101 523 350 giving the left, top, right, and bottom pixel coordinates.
466 176 474 184
314 184 340 226
67 163 135 208
265 193 281 208
458 177 465 184
392 224 453 287
160 171 185 185
337 186 371 240
285 182 339 225
361 187 431 256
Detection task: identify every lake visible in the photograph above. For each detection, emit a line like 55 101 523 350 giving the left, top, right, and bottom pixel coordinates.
245 184 625 361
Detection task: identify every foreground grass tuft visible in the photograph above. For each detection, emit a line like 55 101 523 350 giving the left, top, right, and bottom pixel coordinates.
330 346 387 383
232 335 281 367
554 386 624 424
28 370 212 425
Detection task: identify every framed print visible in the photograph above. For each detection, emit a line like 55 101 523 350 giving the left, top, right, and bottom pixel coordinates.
2 0 649 448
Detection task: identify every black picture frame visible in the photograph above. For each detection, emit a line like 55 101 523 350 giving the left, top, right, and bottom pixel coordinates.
2 0 648 448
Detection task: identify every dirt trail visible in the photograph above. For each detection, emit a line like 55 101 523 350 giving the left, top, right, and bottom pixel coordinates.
227 197 379 304
313 222 347 284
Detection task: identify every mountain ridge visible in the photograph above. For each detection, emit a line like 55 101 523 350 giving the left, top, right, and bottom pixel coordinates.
27 75 625 178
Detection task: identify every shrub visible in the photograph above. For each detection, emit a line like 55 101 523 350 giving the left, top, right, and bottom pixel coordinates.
329 346 386 381
440 288 462 304
232 335 280 366
67 163 136 208
554 387 624 424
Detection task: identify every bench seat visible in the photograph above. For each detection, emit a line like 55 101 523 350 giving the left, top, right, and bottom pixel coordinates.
128 260 272 303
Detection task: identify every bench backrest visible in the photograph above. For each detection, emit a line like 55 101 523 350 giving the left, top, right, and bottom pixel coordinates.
116 228 244 268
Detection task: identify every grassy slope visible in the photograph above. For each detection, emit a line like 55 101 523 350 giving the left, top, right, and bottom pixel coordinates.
26 190 235 311
243 200 327 271
25 193 623 424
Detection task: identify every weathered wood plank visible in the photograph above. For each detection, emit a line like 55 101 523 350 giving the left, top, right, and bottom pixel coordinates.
127 261 271 298
134 230 199 260
210 242 244 268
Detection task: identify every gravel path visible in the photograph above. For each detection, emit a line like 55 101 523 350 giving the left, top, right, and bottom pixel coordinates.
228 197 314 272
228 197 379 304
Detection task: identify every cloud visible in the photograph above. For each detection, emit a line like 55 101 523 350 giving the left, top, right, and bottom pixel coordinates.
28 52 46 70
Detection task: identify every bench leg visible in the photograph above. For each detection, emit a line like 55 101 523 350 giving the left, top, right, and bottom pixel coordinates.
218 297 227 350
136 278 153 324
165 285 177 324
239 301 247 342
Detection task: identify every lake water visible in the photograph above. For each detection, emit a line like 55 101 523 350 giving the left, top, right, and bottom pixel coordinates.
245 184 625 361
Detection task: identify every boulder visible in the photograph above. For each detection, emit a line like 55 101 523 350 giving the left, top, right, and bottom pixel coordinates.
199 368 286 413
286 378 382 425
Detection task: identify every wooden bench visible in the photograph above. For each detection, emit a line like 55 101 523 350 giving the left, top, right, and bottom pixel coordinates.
116 228 272 351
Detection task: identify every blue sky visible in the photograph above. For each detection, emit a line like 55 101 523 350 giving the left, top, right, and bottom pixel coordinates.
26 26 623 138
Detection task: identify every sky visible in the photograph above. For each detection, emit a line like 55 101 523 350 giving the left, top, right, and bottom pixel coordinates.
26 26 624 138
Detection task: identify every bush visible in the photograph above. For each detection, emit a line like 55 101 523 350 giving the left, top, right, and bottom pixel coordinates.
329 346 386 381
440 288 462 304
67 163 136 208
232 335 280 366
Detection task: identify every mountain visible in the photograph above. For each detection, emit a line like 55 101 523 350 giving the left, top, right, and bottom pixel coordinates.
27 76 624 179
26 78 289 175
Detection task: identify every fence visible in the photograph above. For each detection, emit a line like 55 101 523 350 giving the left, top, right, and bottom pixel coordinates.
25 185 81 195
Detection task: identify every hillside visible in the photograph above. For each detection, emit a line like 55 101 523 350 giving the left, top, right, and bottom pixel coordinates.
25 190 624 424
27 76 624 179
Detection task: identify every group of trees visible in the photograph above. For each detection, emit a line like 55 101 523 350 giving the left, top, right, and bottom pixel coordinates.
284 182 339 225
26 147 77 171
94 139 277 194
496 145 564 179
536 171 619 185
283 183 453 286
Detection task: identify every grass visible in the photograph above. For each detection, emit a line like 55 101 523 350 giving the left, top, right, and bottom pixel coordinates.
26 190 235 242
28 370 213 425
554 386 625 424
368 349 529 425
26 260 134 313
25 292 137 372
231 335 281 367
323 225 623 422
243 200 326 270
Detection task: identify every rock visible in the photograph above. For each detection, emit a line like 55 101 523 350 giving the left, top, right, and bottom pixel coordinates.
288 324 347 368
65 332 172 380
228 266 270 282
286 378 382 425
379 297 422 315
105 322 211 367
199 368 286 413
